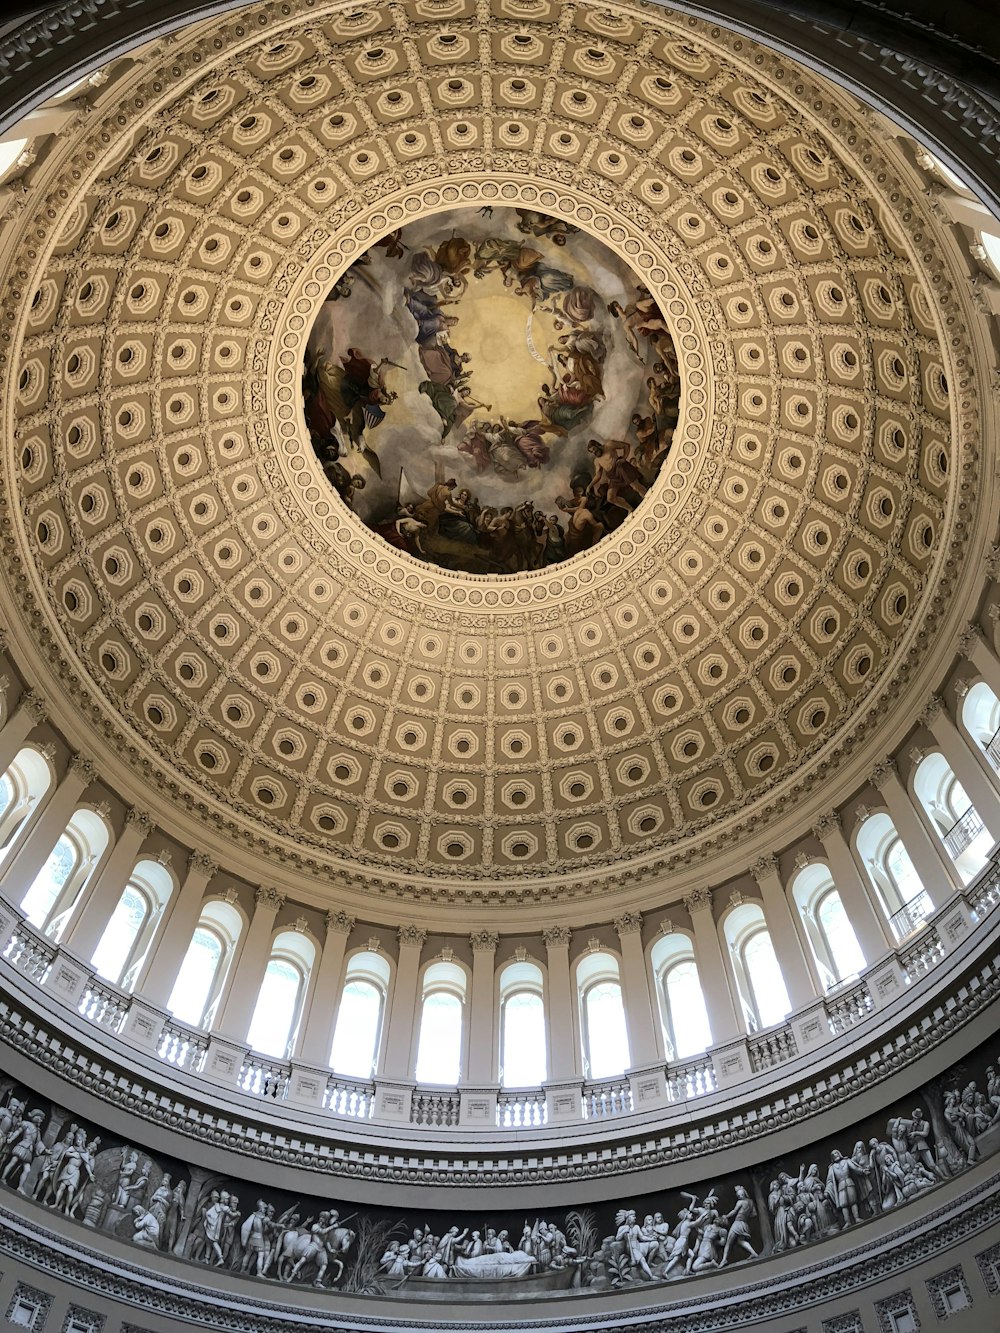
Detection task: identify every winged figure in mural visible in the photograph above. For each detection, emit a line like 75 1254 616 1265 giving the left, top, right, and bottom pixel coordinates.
303 346 401 478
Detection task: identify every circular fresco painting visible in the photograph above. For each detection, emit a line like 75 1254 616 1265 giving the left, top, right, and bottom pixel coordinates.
302 207 681 576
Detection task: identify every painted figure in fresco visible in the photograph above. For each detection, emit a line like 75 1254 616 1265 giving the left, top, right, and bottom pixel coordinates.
0 1109 46 1191
514 209 580 244
586 438 649 513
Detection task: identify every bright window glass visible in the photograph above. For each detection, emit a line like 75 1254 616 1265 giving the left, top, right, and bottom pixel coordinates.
246 957 302 1058
168 926 224 1027
886 838 922 901
501 990 546 1086
584 980 629 1078
664 959 712 1057
414 990 463 1084
0 772 13 821
21 834 75 928
816 890 866 980
330 979 383 1077
743 929 790 1027
91 885 147 984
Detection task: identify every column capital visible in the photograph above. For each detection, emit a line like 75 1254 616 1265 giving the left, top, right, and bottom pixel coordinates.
68 753 96 785
751 854 778 882
542 925 571 949
614 911 643 937
812 812 840 841
187 851 218 880
920 693 945 727
870 756 897 788
397 925 427 949
254 886 285 913
684 887 714 914
325 910 355 937
957 622 985 655
125 807 154 837
20 690 46 725
470 930 499 952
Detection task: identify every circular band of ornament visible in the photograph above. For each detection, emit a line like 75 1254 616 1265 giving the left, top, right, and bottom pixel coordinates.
267 179 714 609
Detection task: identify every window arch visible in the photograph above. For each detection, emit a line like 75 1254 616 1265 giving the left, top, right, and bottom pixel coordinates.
0 746 53 867
855 811 931 940
414 959 467 1086
723 903 790 1032
167 899 244 1030
790 863 865 988
90 858 174 990
576 950 630 1079
19 807 109 941
329 949 391 1077
913 751 992 882
961 681 1000 776
246 929 316 1059
498 960 546 1087
650 933 712 1059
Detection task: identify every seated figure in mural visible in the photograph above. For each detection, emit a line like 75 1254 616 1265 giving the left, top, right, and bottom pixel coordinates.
586 438 649 513
514 209 580 244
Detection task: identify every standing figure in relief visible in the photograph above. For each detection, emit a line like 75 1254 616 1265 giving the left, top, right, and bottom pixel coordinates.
0 1109 46 1192
662 1197 700 1275
32 1122 77 1204
162 1179 187 1254
825 1149 869 1228
719 1185 758 1266
614 1209 656 1280
240 1200 271 1277
436 1224 469 1274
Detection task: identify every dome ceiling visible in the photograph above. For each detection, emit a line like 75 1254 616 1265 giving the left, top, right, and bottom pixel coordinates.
1 0 977 903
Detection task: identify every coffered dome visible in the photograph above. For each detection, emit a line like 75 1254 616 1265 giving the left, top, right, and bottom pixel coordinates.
1 0 982 907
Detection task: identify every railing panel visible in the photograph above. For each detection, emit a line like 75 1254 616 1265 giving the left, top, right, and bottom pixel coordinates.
825 980 874 1034
497 1089 547 1128
79 979 129 1032
324 1076 375 1119
890 890 934 942
157 1020 209 1072
582 1078 633 1120
239 1057 290 1100
943 805 985 859
666 1056 715 1100
410 1089 460 1127
748 1026 798 1072
3 925 55 984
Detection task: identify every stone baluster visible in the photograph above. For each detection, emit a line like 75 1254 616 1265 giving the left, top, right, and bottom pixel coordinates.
542 925 577 1078
871 757 960 904
1 754 95 907
63 808 153 957
298 911 355 1068
614 912 657 1067
467 930 499 1083
751 856 816 1009
0 690 46 776
137 853 219 1005
215 887 285 1043
684 889 741 1042
921 694 1000 841
812 813 891 962
380 925 427 1080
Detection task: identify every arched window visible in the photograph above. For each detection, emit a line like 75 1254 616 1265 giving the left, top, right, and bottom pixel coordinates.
856 811 930 940
19 808 109 940
246 930 316 1059
961 681 1000 776
498 960 546 1087
167 900 244 1030
0 747 53 866
576 951 630 1079
790 863 866 988
723 903 790 1032
914 752 992 882
650 933 712 1058
330 950 390 1077
90 859 173 990
414 960 467 1085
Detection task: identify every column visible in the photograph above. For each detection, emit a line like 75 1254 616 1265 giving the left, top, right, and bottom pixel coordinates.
137 852 218 1005
380 925 426 1080
960 622 1000 701
871 756 960 904
0 690 45 776
298 911 355 1067
64 808 152 959
812 813 891 962
684 889 740 1042
751 856 816 1010
0 754 94 906
542 926 577 1078
467 931 498 1083
922 694 1000 841
215 887 284 1042
614 912 658 1067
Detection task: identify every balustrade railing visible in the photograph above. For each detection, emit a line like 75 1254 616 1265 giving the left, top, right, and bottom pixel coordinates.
582 1077 633 1119
410 1089 460 1127
324 1075 375 1119
984 725 1000 773
889 890 934 941
943 805 985 859
0 853 997 1135
497 1089 547 1128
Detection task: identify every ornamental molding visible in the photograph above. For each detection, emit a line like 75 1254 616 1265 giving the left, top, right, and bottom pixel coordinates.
542 926 571 949
614 912 643 937
324 911 354 937
19 690 46 725
187 852 218 881
870 757 897 788
812 813 840 842
920 694 946 727
124 808 153 837
67 754 95 785
254 887 285 913
750 856 778 882
470 931 499 953
397 925 427 950
684 889 713 914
